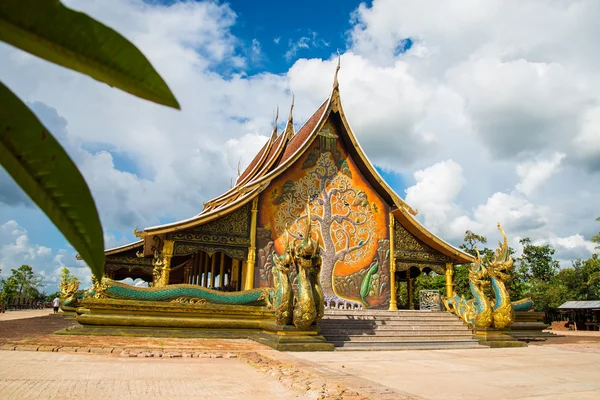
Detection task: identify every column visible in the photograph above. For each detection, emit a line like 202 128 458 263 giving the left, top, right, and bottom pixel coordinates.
210 253 216 288
160 240 174 287
244 197 259 290
202 252 209 287
183 263 190 283
445 262 454 298
232 259 240 291
219 253 225 288
407 270 414 310
388 214 398 311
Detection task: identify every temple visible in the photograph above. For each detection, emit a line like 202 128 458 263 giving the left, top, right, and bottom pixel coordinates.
103 60 474 312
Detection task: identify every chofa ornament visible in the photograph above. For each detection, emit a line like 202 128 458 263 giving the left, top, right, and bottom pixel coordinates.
443 223 534 329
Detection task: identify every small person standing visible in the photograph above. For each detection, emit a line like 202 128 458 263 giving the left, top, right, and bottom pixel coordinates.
52 297 60 314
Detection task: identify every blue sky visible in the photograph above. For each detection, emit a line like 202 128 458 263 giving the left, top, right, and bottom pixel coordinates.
1 0 599 293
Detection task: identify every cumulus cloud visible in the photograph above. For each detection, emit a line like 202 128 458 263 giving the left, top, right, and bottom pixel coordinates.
1 0 599 280
405 160 466 229
0 221 91 293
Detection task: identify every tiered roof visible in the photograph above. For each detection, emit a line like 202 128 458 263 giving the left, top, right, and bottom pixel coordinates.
104 61 473 264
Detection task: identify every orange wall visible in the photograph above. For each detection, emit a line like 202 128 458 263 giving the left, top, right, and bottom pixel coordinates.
256 118 390 308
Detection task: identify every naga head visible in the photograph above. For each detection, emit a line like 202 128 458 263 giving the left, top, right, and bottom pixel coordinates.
273 230 294 272
487 223 513 282
469 248 490 288
295 201 320 260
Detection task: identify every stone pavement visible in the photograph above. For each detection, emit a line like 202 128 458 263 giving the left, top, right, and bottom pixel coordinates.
0 350 313 400
0 309 53 321
289 345 600 400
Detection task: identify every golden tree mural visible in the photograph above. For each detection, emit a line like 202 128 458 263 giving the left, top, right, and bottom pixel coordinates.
272 151 377 296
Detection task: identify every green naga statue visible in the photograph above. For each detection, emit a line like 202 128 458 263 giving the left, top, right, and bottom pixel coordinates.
443 249 493 328
487 224 515 328
292 203 325 329
66 204 326 332
271 232 294 326
443 223 533 329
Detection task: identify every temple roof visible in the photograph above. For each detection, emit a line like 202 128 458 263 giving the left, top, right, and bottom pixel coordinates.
123 62 473 264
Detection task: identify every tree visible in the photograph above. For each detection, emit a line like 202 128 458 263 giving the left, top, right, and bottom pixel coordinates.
11 265 43 299
518 238 560 282
592 217 600 250
274 152 377 296
1 0 179 279
60 267 79 286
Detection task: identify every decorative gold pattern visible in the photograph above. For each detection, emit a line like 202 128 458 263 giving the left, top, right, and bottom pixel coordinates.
173 205 250 246
394 223 452 264
173 242 246 260
395 262 446 275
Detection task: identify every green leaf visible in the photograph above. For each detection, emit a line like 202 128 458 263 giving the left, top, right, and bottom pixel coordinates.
0 81 104 280
0 0 179 109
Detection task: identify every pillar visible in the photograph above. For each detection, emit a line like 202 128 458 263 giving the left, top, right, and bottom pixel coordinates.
210 254 216 288
219 252 225 288
388 214 398 311
445 262 454 298
232 259 240 290
244 197 259 290
202 252 209 287
160 240 174 287
407 270 414 310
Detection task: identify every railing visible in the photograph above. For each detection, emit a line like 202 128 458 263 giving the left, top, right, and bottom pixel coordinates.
419 290 442 311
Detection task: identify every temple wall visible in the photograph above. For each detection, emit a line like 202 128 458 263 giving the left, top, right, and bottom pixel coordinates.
255 118 391 309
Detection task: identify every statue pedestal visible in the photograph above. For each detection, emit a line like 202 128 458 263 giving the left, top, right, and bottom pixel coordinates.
474 327 527 348
509 312 556 342
55 298 333 352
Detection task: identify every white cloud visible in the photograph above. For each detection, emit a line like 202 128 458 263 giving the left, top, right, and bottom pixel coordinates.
0 221 91 293
285 31 330 61
1 0 599 284
515 152 565 197
405 160 466 229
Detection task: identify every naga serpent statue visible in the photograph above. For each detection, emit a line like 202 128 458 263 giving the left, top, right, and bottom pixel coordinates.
292 203 325 329
66 203 326 331
443 223 534 329
442 249 493 328
271 231 294 325
488 223 516 328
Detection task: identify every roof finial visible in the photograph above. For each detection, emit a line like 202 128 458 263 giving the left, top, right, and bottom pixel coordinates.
333 50 341 89
272 106 279 138
237 158 241 177
288 93 294 124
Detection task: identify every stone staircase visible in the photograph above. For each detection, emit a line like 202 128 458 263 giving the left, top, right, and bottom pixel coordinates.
319 309 483 350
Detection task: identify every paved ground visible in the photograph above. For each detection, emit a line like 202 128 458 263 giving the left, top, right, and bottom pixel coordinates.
0 309 53 321
0 351 311 400
289 345 600 400
1 311 599 399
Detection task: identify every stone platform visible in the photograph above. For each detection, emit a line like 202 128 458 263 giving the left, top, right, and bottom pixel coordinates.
60 298 333 352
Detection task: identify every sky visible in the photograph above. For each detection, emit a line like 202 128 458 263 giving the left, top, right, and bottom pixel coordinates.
1 0 599 293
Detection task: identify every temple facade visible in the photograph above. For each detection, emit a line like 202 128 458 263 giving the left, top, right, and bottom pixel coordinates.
104 65 474 311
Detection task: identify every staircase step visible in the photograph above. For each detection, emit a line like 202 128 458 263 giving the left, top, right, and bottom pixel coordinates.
321 322 471 328
320 310 476 350
321 327 472 335
324 334 474 342
332 342 483 351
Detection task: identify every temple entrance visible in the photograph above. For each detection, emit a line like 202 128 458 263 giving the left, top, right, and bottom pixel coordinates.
393 265 448 310
177 250 243 291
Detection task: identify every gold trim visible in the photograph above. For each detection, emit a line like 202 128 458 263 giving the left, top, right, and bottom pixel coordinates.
445 262 454 297
244 197 259 290
388 213 398 311
103 240 144 256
